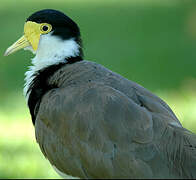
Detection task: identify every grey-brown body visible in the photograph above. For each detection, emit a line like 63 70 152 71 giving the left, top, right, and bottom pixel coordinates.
35 60 196 179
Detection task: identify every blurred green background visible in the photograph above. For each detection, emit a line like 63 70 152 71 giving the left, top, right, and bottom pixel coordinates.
1 0 196 178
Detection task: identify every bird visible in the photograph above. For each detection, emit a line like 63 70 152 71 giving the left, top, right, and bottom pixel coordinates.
4 9 196 179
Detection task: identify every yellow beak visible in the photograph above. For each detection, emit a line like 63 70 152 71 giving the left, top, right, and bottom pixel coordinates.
4 35 30 56
4 21 42 56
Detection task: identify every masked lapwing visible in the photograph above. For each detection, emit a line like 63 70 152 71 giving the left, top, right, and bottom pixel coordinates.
4 9 196 179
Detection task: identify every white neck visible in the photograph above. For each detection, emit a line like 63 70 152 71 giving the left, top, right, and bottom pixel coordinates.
23 32 80 99
29 32 80 70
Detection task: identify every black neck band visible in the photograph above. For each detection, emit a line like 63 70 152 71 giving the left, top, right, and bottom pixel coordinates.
27 56 83 125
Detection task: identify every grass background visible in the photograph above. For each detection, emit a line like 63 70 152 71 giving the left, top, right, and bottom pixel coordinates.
1 0 196 178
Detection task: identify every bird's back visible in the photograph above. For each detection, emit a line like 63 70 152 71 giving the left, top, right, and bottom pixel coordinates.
35 60 196 178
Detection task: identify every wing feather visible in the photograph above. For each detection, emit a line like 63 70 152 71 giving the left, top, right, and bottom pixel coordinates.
34 70 196 178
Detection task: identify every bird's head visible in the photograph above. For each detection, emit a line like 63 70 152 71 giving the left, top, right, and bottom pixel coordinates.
4 9 83 64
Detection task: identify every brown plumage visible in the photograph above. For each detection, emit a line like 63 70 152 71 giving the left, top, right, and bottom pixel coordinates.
35 60 196 178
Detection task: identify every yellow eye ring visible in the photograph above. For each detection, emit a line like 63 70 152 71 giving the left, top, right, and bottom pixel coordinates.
40 23 52 34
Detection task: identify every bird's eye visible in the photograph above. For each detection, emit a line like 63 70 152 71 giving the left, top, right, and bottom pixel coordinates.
42 25 48 31
40 23 52 34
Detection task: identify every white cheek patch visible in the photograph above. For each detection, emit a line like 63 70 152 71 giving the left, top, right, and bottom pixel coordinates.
33 32 80 70
23 32 80 100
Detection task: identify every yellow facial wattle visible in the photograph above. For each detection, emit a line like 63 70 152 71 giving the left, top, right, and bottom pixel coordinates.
24 21 52 51
4 21 52 56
